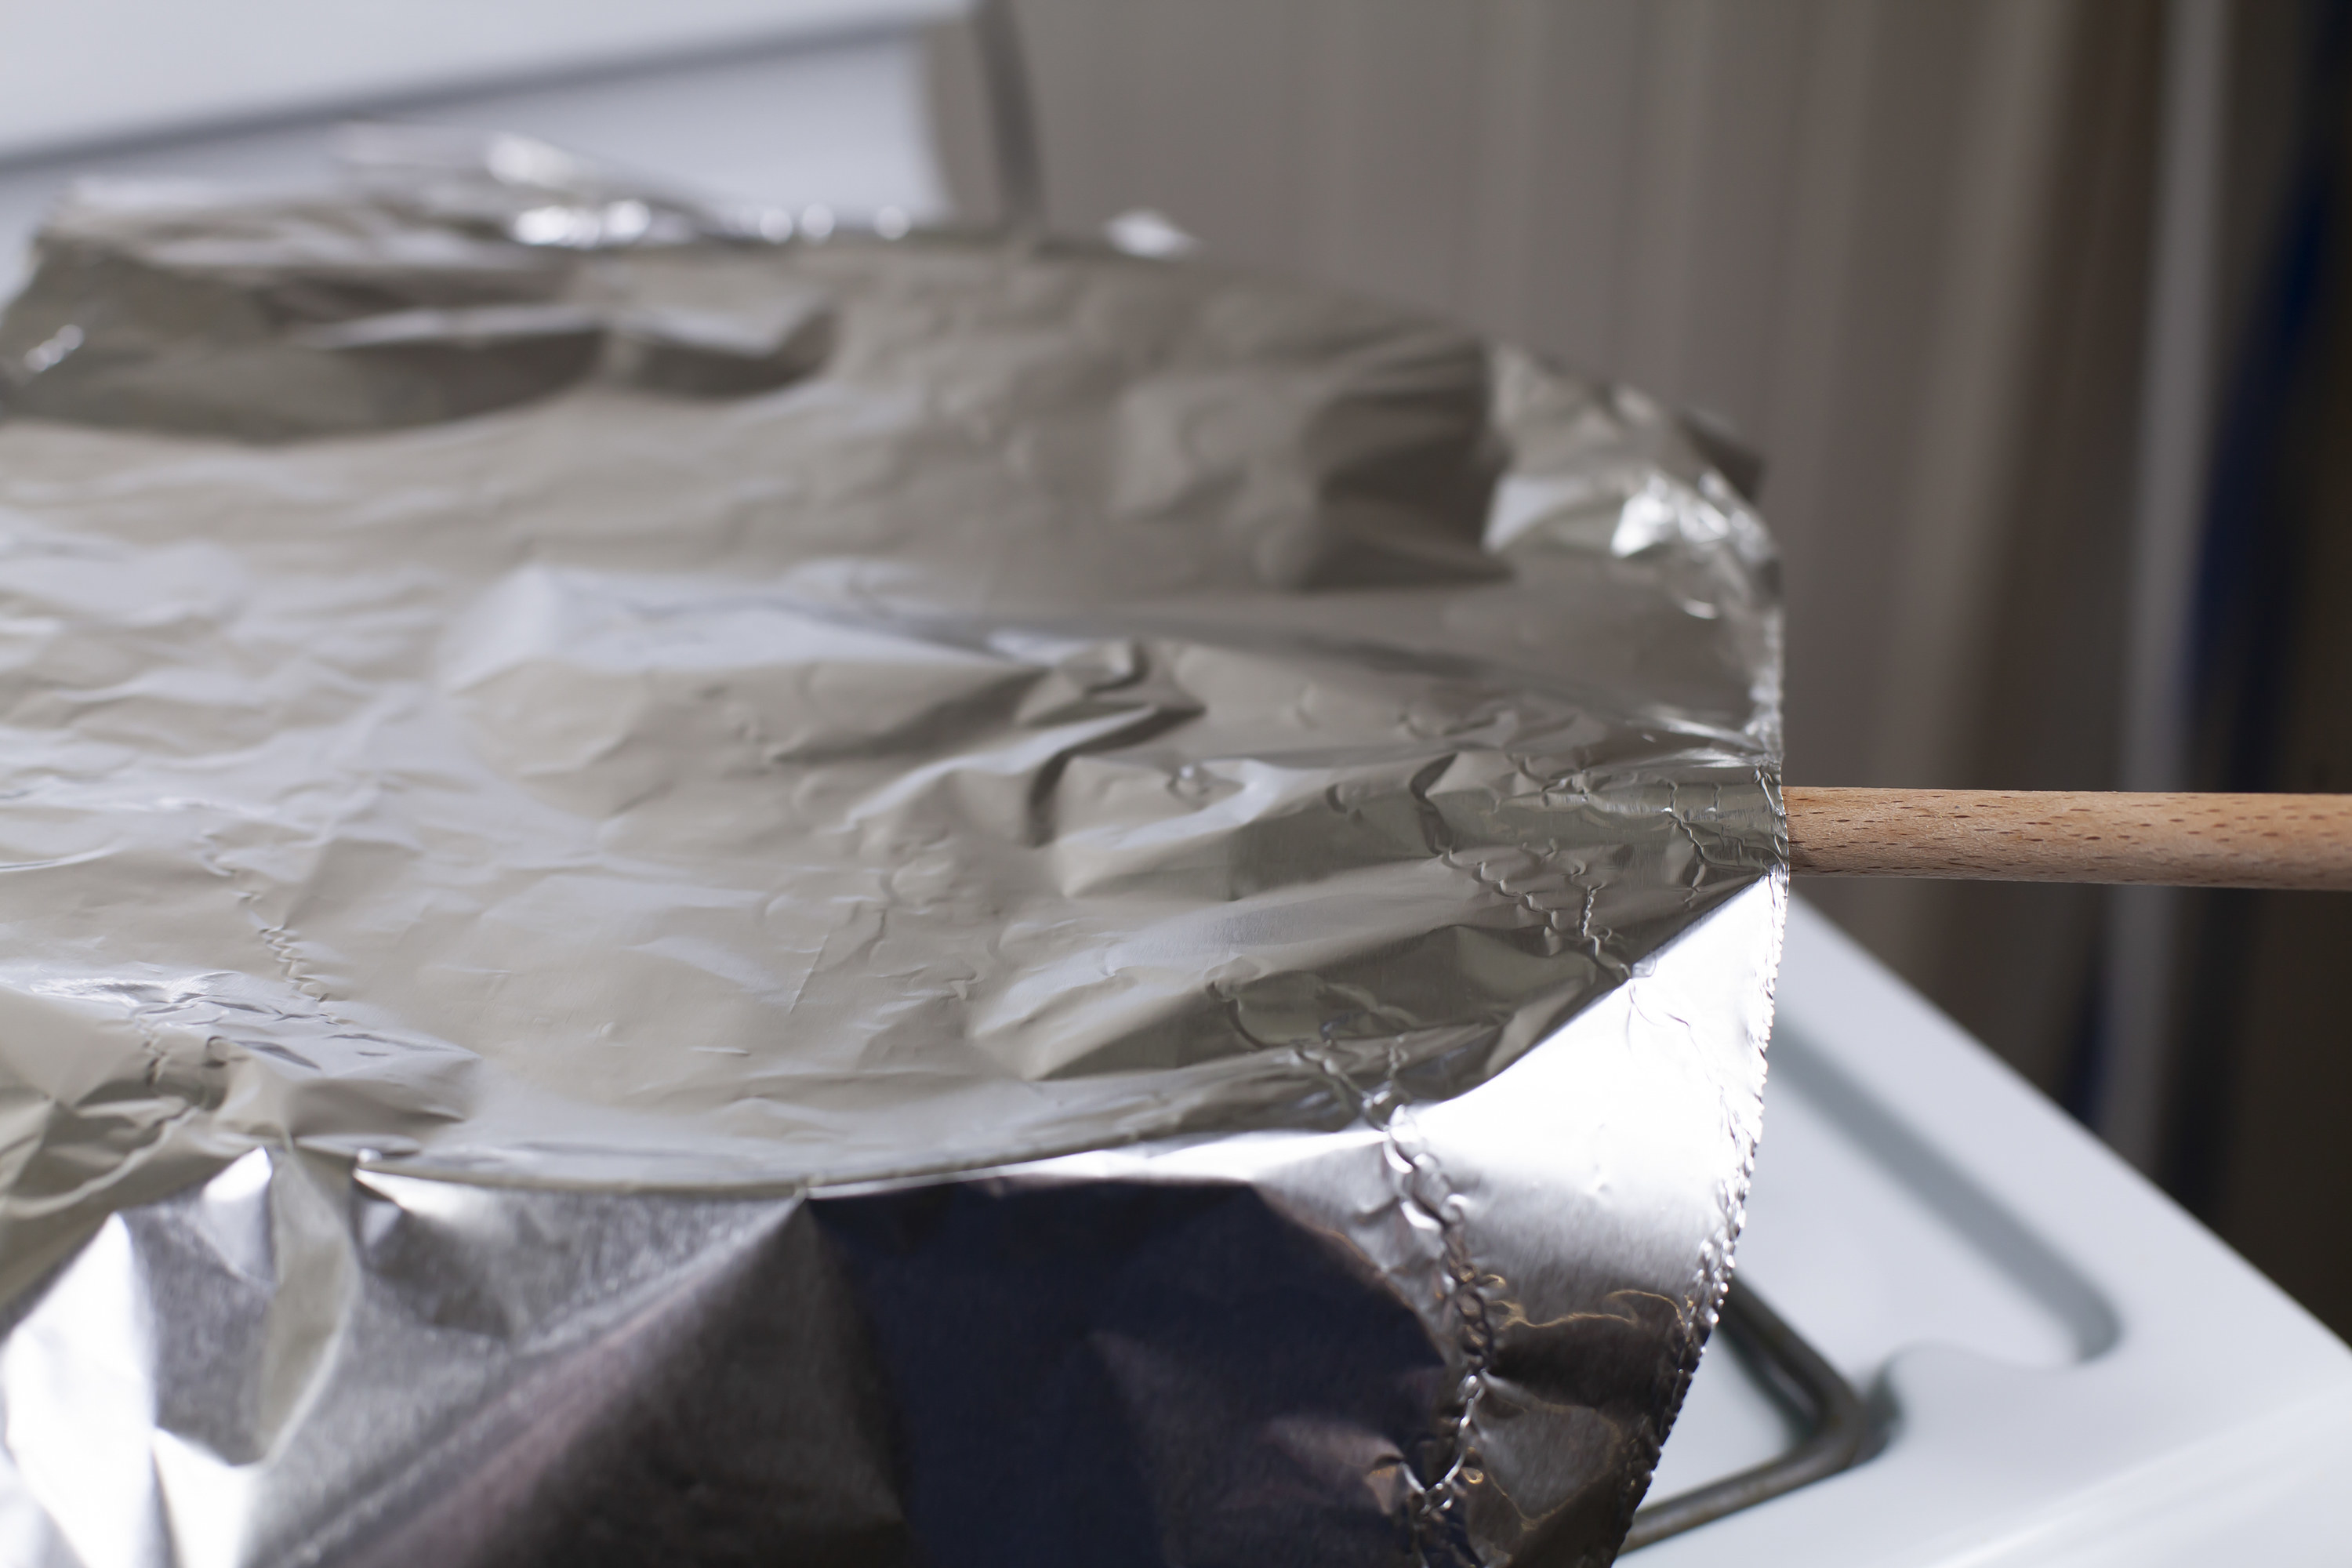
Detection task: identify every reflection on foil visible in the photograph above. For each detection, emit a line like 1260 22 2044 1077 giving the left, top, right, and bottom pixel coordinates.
0 136 1784 1566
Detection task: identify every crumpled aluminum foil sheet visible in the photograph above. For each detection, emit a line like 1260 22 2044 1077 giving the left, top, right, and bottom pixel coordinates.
0 137 1784 1567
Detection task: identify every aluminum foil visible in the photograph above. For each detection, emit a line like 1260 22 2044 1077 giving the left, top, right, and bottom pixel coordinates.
0 143 1784 1567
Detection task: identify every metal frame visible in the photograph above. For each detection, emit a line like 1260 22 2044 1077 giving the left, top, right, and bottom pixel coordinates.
969 0 1044 232
1624 1282 1872 1552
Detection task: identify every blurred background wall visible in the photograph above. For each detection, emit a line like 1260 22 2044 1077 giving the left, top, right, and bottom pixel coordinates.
951 0 2352 1334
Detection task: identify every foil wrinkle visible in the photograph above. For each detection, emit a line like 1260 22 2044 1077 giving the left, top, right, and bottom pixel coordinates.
0 142 1784 1567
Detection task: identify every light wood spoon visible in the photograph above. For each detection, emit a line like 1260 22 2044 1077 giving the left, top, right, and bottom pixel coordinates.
1784 789 2352 890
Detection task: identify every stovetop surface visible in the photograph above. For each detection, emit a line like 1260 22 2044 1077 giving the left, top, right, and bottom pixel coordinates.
1634 898 2352 1564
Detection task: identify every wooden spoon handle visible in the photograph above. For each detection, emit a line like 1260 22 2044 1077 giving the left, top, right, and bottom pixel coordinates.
1784 788 2352 890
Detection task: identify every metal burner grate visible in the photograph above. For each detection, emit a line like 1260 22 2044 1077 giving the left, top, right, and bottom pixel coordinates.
1624 1282 1871 1552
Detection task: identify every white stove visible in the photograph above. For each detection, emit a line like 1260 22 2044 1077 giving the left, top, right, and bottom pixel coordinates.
5 10 2348 1559
1639 897 2352 1564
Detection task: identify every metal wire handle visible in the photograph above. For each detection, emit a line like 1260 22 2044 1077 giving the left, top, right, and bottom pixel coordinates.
971 0 1046 234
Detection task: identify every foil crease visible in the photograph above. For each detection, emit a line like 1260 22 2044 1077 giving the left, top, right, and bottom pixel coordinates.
0 147 1784 1567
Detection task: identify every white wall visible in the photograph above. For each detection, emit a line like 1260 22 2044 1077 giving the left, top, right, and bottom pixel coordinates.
0 5 960 295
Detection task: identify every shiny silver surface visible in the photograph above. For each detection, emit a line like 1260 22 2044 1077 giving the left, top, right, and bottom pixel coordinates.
0 150 1783 1566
